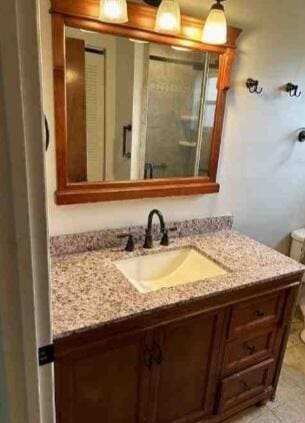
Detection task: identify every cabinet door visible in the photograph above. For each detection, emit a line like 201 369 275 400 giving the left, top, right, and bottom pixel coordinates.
149 311 224 423
55 330 153 423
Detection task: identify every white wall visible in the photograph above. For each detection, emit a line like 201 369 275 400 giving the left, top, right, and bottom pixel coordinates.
40 0 305 253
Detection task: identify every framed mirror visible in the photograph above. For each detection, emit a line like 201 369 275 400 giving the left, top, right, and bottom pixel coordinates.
51 0 241 204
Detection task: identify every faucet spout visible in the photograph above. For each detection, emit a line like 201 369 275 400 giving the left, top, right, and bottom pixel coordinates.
143 209 167 249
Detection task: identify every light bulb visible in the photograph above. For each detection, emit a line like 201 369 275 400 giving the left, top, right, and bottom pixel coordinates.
129 38 149 44
202 1 227 45
155 0 181 34
99 0 128 23
171 45 192 52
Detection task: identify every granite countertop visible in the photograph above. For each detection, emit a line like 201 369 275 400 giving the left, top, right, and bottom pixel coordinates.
51 229 305 340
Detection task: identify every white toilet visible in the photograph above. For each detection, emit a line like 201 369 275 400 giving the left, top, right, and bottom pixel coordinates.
290 228 305 343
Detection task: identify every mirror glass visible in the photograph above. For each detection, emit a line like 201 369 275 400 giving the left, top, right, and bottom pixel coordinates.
65 27 220 183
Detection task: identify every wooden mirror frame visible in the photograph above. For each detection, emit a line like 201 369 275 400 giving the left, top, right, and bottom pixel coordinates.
50 0 241 204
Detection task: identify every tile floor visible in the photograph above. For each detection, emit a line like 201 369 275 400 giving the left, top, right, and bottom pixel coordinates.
228 316 305 423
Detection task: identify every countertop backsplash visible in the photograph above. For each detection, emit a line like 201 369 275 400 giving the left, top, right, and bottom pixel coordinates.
50 215 234 257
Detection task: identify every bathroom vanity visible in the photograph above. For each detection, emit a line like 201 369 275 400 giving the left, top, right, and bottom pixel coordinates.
48 2 304 421
51 218 304 423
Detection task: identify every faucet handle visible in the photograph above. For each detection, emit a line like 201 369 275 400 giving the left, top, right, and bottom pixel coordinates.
117 232 136 252
160 227 178 246
143 229 153 249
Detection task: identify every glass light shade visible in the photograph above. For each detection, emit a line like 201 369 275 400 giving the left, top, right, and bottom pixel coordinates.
155 0 181 34
202 6 227 45
129 38 149 44
171 45 192 52
99 0 128 23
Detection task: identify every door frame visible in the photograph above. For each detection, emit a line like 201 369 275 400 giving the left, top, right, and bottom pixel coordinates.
0 0 54 422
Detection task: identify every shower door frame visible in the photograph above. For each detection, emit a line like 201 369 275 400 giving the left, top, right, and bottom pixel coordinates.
51 0 242 204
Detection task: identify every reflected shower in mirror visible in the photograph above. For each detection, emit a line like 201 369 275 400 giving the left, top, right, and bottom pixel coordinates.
65 27 219 183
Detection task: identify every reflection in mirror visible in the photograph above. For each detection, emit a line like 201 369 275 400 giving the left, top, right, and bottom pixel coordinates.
65 27 219 183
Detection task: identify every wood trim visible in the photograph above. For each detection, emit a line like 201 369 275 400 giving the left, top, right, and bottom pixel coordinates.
51 0 242 204
217 358 275 413
210 387 274 423
50 1 242 49
55 181 220 204
58 175 211 190
52 13 68 190
209 49 236 181
271 286 300 399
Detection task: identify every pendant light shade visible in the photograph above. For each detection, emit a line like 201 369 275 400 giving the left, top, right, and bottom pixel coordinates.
99 0 128 23
155 0 181 34
202 0 227 45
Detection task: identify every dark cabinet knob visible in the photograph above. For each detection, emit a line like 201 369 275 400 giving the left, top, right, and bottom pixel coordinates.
255 309 265 318
246 344 256 355
152 342 163 365
241 380 251 391
143 343 163 369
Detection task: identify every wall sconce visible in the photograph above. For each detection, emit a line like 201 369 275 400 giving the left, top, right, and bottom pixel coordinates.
246 78 263 95
155 0 181 34
99 0 128 23
202 0 227 45
286 83 301 98
99 0 228 43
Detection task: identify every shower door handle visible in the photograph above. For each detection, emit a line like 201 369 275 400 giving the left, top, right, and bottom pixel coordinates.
123 124 132 159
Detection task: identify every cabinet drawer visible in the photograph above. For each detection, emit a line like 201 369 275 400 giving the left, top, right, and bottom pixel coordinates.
228 293 285 339
223 328 277 375
218 359 275 413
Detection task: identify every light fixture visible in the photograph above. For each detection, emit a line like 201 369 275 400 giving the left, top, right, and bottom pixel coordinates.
129 38 149 44
155 0 181 34
171 45 192 52
80 29 96 34
202 0 227 45
99 0 128 24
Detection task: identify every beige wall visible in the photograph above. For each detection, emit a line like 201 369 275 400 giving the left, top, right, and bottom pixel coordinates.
41 0 305 253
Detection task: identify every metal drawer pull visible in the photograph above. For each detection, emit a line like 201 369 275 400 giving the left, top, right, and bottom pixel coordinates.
152 342 163 365
246 344 256 355
255 309 265 318
241 380 251 390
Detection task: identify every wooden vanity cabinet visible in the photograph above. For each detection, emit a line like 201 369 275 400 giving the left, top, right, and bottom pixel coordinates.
148 312 224 423
55 330 154 423
55 310 224 423
54 278 301 423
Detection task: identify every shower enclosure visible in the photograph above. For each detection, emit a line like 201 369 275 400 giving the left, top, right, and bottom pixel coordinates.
64 28 219 183
137 44 219 179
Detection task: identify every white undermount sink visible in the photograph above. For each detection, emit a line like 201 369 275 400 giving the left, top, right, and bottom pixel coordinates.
114 247 227 294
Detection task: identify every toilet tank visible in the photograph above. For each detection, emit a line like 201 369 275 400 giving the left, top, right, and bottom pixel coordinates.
290 228 305 262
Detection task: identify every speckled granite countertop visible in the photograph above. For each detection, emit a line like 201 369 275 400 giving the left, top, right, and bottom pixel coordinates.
51 229 304 339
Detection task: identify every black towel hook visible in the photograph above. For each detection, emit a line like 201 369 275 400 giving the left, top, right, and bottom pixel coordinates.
246 78 263 95
286 83 301 98
298 129 305 142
